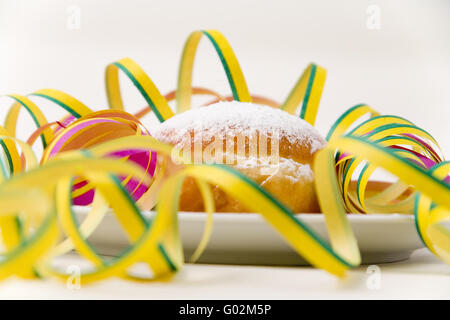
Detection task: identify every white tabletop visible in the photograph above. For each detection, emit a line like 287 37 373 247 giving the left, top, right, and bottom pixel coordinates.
0 248 448 300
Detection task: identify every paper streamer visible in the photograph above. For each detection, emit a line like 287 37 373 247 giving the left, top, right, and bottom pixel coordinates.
0 29 448 284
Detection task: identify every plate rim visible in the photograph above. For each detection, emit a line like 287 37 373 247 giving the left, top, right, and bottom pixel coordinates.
144 210 416 222
73 206 416 223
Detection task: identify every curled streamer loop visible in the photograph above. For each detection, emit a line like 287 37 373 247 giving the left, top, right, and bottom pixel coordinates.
105 57 175 122
4 94 54 148
281 63 327 125
41 110 158 205
177 29 252 112
162 164 360 277
414 161 450 264
325 106 446 218
30 88 93 118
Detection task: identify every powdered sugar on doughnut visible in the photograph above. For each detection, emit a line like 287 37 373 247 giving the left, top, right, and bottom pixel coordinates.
234 157 314 183
151 101 326 154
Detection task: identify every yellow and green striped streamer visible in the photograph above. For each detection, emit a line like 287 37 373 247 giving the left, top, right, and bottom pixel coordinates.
177 29 252 112
414 161 450 264
281 63 327 125
160 164 360 277
30 88 93 118
105 57 174 122
3 94 54 149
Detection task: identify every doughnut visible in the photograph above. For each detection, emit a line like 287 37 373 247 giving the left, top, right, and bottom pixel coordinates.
152 101 327 213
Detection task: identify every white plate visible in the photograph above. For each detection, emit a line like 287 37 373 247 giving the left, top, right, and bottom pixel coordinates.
74 207 426 265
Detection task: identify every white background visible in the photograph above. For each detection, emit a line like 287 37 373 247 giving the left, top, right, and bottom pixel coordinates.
0 0 449 155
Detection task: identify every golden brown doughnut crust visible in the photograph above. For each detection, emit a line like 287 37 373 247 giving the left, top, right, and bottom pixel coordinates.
153 102 327 213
